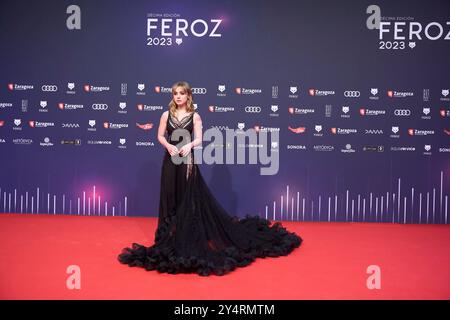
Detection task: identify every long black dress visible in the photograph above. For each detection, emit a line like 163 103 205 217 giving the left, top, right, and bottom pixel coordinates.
118 111 302 276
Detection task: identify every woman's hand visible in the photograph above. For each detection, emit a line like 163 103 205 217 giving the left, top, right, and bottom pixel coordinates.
166 144 179 156
179 143 192 157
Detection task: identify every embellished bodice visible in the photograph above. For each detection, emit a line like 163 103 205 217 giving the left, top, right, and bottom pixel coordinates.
167 111 195 144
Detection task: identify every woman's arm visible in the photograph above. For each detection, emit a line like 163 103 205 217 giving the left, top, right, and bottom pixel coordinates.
190 112 203 148
157 111 170 148
158 111 179 156
179 112 202 157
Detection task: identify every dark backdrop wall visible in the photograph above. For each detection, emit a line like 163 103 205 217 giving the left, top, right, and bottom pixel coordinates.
1 0 449 224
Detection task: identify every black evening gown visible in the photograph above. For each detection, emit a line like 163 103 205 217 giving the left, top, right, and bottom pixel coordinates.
118 112 302 276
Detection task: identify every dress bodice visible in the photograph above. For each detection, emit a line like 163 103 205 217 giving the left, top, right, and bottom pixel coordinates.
167 112 195 144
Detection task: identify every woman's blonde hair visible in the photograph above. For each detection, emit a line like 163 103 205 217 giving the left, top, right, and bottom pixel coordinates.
168 81 195 117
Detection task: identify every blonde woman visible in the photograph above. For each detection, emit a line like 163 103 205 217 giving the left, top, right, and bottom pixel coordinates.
118 81 302 276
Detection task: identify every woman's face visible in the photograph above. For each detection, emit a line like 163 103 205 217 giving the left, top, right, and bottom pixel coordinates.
173 86 189 107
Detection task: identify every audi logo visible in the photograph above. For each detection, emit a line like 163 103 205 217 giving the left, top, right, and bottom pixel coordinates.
192 88 207 94
344 91 360 97
41 85 58 92
394 109 411 116
245 106 261 113
92 104 108 110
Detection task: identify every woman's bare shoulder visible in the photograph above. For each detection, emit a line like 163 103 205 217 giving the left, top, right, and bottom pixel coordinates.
161 110 169 119
193 111 202 121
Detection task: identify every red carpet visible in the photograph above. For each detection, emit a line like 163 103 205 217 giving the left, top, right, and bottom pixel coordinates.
0 214 449 300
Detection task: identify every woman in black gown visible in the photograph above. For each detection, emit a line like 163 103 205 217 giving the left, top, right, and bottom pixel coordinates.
118 81 302 276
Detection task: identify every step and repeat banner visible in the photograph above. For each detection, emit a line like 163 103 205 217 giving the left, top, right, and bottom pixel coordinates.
0 0 449 223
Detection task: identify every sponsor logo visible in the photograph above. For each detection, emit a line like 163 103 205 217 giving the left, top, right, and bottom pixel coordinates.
61 139 82 146
359 108 386 116
87 140 112 145
387 90 414 98
0 102 13 108
84 84 110 92
192 87 207 94
118 138 127 149
314 145 334 152
118 102 127 114
440 109 450 117
136 141 155 147
88 120 96 131
40 137 54 147
341 106 351 118
269 105 279 117
309 88 335 96
390 126 400 138
391 147 414 152
41 85 58 92
62 123 80 128
136 123 154 130
288 126 306 134
21 99 28 113
66 82 76 94
289 107 315 115
13 138 33 145
253 126 280 133
408 129 435 136
245 106 261 113
394 109 411 116
154 86 172 93
331 127 358 135
13 118 22 130
235 87 262 95
341 144 356 153
344 90 360 97
92 104 108 110
208 105 234 112
137 104 163 111
423 89 430 102
325 104 332 117
217 85 226 97
28 121 55 128
136 83 146 95
146 16 223 45
314 125 323 137
365 129 384 135
363 145 384 152
422 107 431 119
58 103 84 110
121 83 127 96
103 122 129 129
210 125 230 131
8 83 34 91
272 86 279 99
289 86 299 98
287 144 307 150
